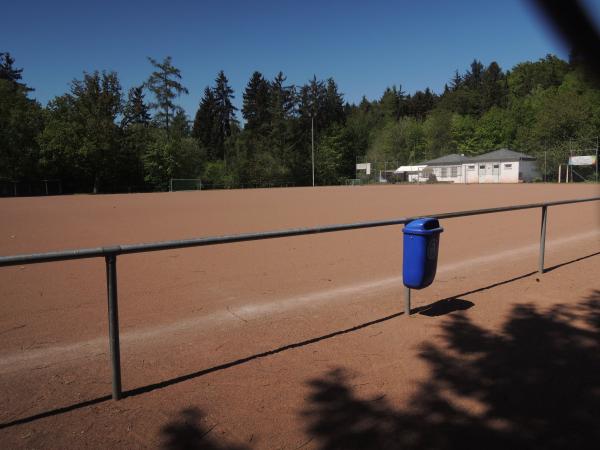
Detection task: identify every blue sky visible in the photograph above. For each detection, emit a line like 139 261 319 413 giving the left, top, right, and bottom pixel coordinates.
3 0 595 119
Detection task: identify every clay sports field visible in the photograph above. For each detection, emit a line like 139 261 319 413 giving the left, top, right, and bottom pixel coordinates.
1 183 599 449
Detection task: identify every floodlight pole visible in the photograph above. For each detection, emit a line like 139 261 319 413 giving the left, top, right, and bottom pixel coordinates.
311 114 315 187
596 136 598 183
569 140 573 183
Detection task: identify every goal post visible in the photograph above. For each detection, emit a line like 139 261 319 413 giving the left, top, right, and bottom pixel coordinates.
345 178 362 186
169 178 202 192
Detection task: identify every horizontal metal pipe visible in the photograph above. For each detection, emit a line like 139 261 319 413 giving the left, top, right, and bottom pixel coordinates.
0 247 111 266
1 196 598 267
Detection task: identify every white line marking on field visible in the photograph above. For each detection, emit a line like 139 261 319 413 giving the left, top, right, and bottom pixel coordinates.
0 229 598 373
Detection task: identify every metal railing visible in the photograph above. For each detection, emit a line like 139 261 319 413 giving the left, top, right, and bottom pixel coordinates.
1 196 599 400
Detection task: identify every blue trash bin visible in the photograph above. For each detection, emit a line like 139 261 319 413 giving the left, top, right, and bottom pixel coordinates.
403 218 443 289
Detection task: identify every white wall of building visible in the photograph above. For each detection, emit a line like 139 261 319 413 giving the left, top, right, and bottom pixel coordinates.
499 161 519 183
461 161 519 183
464 164 478 183
408 158 536 184
428 162 520 184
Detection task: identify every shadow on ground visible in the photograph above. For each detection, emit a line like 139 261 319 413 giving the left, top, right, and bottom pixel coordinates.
417 297 474 316
301 289 600 449
161 408 248 450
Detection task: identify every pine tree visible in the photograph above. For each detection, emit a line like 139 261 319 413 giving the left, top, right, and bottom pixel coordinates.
171 110 190 137
450 70 463 91
465 59 484 88
359 96 371 112
380 86 402 120
242 71 271 131
407 88 437 119
268 72 296 163
122 85 150 127
270 72 296 120
324 78 345 126
481 61 507 110
0 52 32 91
212 70 237 159
298 76 326 126
192 87 218 158
145 56 188 130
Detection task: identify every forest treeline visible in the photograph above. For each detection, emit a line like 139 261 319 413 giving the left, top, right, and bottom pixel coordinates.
1 52 599 193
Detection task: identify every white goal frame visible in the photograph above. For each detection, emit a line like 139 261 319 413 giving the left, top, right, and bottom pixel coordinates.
169 178 202 192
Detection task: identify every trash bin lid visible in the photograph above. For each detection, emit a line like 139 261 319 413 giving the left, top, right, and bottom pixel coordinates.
402 217 444 235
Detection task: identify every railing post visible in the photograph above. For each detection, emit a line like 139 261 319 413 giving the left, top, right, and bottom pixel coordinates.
404 286 411 316
539 205 548 274
105 254 122 400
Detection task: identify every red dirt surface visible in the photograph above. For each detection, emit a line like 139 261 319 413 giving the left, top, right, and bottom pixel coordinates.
0 184 599 449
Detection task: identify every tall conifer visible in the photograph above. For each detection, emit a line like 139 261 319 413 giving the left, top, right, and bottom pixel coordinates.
145 56 188 130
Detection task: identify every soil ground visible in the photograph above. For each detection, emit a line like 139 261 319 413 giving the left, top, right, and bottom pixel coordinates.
0 183 599 449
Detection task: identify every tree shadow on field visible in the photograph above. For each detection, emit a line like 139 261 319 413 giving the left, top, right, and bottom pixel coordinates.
161 407 249 450
302 289 600 450
2 252 598 431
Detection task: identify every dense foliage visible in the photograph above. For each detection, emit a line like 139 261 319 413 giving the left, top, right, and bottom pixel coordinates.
1 52 598 193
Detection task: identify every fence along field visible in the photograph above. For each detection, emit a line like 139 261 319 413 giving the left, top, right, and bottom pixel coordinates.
1 184 598 402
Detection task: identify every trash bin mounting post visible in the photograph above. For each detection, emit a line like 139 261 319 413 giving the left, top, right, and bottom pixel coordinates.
404 286 411 316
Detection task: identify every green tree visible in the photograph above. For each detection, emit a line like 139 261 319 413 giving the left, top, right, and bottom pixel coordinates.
145 56 188 130
122 85 150 127
323 78 345 126
473 106 516 150
298 76 326 125
422 109 454 160
438 60 503 116
336 104 377 179
242 71 271 132
120 122 150 191
368 116 425 164
406 88 437 119
268 71 296 168
481 61 508 110
269 72 296 126
507 54 569 98
316 125 345 185
120 86 152 191
192 86 218 156
141 128 202 190
39 71 122 193
450 113 478 154
0 52 32 91
212 70 238 159
171 110 191 137
449 70 463 91
380 85 405 120
0 79 43 181
294 76 327 184
201 159 234 188
464 59 484 89
514 72 599 156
